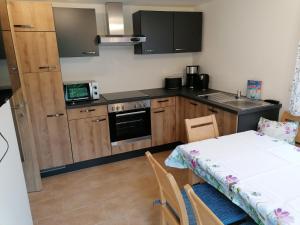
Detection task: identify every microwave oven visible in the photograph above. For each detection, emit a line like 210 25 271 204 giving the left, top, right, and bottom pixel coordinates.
64 80 100 103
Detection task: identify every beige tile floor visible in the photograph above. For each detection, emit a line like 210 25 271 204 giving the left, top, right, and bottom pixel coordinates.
29 151 188 225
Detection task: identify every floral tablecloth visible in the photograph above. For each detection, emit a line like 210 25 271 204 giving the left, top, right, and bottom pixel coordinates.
165 131 300 225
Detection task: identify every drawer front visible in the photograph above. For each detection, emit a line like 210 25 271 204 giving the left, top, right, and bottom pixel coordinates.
67 105 108 120
151 97 175 109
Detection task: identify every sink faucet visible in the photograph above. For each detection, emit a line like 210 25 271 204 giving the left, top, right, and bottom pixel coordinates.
236 90 242 99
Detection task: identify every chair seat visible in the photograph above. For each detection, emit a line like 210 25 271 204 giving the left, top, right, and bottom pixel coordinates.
181 183 248 225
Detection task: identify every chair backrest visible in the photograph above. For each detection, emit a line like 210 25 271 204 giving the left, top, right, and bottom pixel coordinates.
184 184 223 225
185 115 219 143
145 151 189 225
281 111 300 145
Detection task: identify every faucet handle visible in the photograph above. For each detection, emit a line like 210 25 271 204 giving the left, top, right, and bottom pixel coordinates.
236 90 242 99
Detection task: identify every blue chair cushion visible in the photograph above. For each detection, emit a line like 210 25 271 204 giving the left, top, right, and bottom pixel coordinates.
181 183 248 225
240 220 257 225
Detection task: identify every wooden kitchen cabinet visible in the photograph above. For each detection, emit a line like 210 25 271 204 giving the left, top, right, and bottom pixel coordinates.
151 97 175 108
9 1 55 32
15 32 60 73
67 105 108 120
222 111 238 135
180 99 208 142
23 72 65 114
0 0 10 31
206 106 237 136
180 98 237 141
69 116 111 162
10 89 42 192
184 99 207 119
24 72 73 170
151 106 176 146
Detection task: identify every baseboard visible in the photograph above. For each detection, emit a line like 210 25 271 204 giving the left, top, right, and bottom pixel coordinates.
41 142 182 178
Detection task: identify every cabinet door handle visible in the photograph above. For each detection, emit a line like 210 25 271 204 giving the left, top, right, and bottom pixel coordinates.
157 99 169 103
14 24 34 29
92 118 106 123
80 109 96 113
39 65 57 70
208 108 218 114
39 66 50 69
48 65 57 70
82 51 96 55
47 113 64 118
190 102 197 106
145 49 154 53
153 110 165 114
175 48 185 51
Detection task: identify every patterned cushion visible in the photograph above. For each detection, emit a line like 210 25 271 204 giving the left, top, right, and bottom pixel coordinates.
257 117 299 144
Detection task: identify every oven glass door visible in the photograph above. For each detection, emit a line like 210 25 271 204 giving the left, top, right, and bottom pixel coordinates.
109 108 151 143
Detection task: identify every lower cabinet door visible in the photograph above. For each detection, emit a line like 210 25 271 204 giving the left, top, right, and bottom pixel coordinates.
151 106 176 146
69 116 111 163
42 114 73 169
206 107 237 136
23 72 73 170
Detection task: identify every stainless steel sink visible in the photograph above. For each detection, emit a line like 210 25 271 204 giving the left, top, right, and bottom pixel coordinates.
223 99 269 109
198 92 270 109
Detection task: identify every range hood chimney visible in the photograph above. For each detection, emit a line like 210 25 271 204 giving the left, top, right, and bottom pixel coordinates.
100 2 146 45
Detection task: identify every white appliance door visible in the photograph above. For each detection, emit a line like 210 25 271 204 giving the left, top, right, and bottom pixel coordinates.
0 101 33 225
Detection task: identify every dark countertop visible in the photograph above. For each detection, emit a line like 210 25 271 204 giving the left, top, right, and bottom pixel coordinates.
141 88 281 115
66 87 282 115
66 95 108 109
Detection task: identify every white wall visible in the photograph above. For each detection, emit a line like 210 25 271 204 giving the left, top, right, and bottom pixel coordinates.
194 0 300 110
53 2 196 93
0 101 33 225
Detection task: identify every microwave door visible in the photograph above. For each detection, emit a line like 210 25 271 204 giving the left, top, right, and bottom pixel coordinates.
65 83 91 102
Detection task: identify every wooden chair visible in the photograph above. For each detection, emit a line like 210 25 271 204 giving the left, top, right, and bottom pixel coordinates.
281 111 300 146
184 184 223 225
146 151 189 225
185 115 219 143
185 115 220 184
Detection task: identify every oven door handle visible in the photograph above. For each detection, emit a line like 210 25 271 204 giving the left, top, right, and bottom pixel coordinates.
116 110 146 117
116 119 143 125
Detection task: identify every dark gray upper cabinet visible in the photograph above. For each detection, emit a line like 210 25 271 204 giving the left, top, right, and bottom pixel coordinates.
174 12 203 53
53 7 99 58
133 11 203 55
133 11 174 54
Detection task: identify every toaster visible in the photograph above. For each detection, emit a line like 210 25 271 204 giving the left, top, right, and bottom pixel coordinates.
165 76 182 90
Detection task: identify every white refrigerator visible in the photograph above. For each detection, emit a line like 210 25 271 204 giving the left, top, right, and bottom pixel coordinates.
0 101 33 225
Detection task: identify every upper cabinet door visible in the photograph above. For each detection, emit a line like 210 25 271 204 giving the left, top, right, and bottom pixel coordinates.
9 1 55 32
53 7 99 57
133 11 173 54
174 12 203 53
15 32 60 73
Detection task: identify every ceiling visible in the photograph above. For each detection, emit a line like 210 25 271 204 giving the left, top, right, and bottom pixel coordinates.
53 0 211 7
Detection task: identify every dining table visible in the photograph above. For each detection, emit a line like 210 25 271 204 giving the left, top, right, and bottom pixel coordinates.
165 130 300 225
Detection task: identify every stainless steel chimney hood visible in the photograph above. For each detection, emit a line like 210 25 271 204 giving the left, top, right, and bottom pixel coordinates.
100 2 146 45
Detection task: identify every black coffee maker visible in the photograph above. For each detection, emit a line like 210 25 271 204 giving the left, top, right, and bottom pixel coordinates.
186 65 200 89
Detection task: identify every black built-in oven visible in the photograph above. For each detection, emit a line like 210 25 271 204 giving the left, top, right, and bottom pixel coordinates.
108 100 151 144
